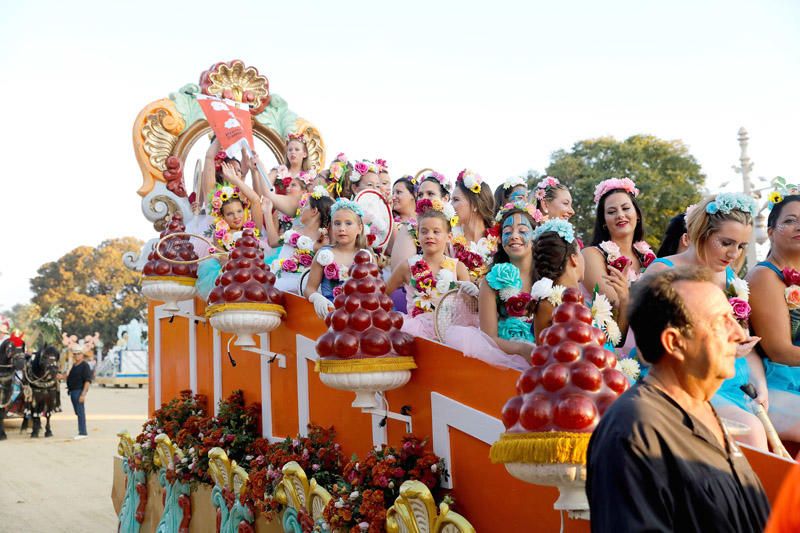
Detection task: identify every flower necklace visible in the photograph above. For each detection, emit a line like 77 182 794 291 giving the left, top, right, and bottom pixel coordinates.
315 248 352 298
530 278 567 308
486 263 536 342
589 291 622 346
452 225 499 281
205 219 258 252
597 240 656 283
409 255 457 317
271 230 317 276
726 277 751 324
781 267 800 310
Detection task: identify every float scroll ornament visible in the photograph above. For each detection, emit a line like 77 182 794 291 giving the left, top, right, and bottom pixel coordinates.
133 99 186 197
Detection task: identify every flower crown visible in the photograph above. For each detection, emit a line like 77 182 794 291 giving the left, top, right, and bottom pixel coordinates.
331 198 364 218
375 158 389 173
350 159 379 183
311 185 329 199
326 153 351 195
412 170 452 192
533 219 576 243
208 182 249 218
286 131 307 143
534 176 562 200
502 176 527 190
415 198 458 227
214 151 228 171
457 169 483 194
593 178 639 204
296 170 316 188
767 176 800 209
494 200 544 224
706 192 757 216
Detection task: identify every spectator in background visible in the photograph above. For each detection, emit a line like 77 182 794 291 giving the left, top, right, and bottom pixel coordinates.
65 344 92 440
586 267 770 532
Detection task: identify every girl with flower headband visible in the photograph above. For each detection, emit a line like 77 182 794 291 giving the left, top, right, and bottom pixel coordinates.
342 159 381 199
262 186 334 295
451 169 499 281
305 199 373 319
386 209 476 340
492 176 529 216
376 158 391 199
444 204 540 371
643 193 769 449
747 188 800 444
196 161 266 299
533 176 575 222
249 149 315 234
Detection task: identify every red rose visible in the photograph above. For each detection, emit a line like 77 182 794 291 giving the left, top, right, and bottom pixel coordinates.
642 251 657 268
505 293 533 317
367 233 376 245
410 260 430 277
486 224 500 238
415 199 433 215
783 267 800 286
609 256 630 272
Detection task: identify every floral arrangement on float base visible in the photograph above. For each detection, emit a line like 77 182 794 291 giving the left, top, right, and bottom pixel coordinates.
315 251 417 409
490 288 630 518
205 228 287 346
142 212 199 312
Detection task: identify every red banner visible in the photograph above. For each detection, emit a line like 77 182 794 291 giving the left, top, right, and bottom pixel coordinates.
196 95 254 156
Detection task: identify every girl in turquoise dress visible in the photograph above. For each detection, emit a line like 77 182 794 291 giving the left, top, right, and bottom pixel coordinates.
644 192 768 450
747 191 800 443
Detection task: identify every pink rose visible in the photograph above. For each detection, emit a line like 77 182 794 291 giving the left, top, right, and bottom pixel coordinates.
298 253 313 267
324 263 340 280
282 259 297 272
243 220 255 229
729 297 751 321
609 256 631 272
784 268 800 286
332 286 343 298
336 152 347 162
505 293 533 317
354 161 370 175
786 286 800 309
288 233 300 247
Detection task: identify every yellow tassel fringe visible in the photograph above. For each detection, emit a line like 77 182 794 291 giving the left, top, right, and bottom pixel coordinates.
205 302 287 318
143 276 197 285
316 356 417 374
489 432 590 465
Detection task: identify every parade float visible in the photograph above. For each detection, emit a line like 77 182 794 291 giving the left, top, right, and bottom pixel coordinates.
116 60 796 532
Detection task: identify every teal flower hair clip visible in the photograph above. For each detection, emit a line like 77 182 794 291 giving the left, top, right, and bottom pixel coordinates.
533 219 575 243
331 198 364 218
705 192 757 217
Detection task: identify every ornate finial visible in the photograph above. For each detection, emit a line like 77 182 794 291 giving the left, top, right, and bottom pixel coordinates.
117 430 135 459
274 461 332 522
154 433 182 469
386 480 476 533
199 60 270 115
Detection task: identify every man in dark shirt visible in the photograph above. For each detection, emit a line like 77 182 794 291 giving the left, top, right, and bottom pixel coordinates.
65 345 92 440
587 266 770 532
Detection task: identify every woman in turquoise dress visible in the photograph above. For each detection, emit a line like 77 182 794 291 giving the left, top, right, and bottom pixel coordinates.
747 192 800 443
644 192 769 450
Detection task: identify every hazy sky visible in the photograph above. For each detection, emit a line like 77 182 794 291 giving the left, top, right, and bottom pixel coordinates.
1 0 798 310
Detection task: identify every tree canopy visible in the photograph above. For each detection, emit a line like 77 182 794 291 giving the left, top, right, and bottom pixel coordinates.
535 135 706 247
29 237 145 350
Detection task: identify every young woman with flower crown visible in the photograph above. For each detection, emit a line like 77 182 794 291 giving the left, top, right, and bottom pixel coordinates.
532 176 575 222
196 161 266 299
261 186 334 295
492 176 529 216
305 199 373 319
747 190 800 443
450 169 499 282
642 193 768 448
376 158 391 200
443 203 540 371
386 206 476 340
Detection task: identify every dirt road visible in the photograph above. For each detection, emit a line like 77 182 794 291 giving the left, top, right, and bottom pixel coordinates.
0 385 148 532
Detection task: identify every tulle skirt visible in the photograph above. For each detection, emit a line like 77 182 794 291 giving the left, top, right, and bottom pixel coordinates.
401 313 437 341
275 272 303 295
196 258 222 300
764 359 800 397
444 326 530 371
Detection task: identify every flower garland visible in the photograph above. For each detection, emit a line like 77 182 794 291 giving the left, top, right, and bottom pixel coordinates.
706 192 757 216
409 256 457 317
415 198 458 227
590 292 622 346
533 219 575 243
411 170 451 193
271 230 316 276
486 263 535 341
452 226 499 281
726 277 751 323
205 219 259 252
456 169 483 194
593 177 639 204
316 248 351 297
597 240 656 283
782 267 800 310
494 200 543 224
350 159 379 183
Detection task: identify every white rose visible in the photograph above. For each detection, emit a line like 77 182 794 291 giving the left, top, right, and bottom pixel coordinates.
442 203 456 220
316 249 334 266
730 278 750 301
281 230 294 243
296 236 315 251
530 278 554 300
438 269 455 284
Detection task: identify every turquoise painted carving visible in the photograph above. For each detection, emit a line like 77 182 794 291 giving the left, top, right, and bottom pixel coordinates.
211 485 254 533
155 469 191 533
169 84 204 134
118 458 146 533
255 94 298 137
282 507 302 533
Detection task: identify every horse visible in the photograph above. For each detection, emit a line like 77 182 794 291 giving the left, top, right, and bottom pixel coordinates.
0 337 27 441
22 346 61 438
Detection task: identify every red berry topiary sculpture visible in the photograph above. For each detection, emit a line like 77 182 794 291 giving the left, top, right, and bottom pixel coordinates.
142 212 199 311
205 228 286 346
490 287 629 517
315 251 417 409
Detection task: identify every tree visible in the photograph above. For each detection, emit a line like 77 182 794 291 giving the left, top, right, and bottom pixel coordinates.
30 237 146 351
2 302 40 336
536 135 706 247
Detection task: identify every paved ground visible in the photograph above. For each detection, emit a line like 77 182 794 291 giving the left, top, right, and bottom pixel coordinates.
0 385 148 532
